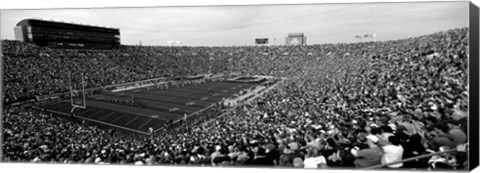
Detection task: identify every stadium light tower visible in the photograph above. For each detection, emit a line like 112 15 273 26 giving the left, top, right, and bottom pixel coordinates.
363 33 376 42
355 35 363 42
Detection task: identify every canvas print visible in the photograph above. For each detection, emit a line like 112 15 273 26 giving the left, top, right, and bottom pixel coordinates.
0 1 472 171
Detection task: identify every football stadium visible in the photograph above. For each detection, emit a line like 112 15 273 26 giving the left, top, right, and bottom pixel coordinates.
1 3 475 171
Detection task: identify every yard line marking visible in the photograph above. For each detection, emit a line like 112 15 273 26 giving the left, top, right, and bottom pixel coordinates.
99 111 116 120
112 114 127 122
78 108 98 116
88 109 109 118
138 119 153 129
125 116 140 126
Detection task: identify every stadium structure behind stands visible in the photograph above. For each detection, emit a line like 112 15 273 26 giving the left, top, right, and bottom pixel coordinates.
14 18 120 49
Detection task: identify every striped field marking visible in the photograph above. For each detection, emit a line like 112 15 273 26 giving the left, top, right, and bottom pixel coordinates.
125 116 140 126
87 109 110 118
36 108 149 135
99 111 116 120
79 107 99 116
138 119 153 129
112 114 127 122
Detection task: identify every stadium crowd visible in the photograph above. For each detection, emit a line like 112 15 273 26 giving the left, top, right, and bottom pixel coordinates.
2 27 469 170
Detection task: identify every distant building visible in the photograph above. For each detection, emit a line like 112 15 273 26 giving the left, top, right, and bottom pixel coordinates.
285 33 306 45
14 18 120 49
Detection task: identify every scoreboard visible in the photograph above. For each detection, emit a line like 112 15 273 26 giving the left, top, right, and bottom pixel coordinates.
255 38 269 45
285 33 307 45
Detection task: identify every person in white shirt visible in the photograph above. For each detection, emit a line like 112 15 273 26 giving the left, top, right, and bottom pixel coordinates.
381 135 404 168
377 125 394 146
304 145 327 168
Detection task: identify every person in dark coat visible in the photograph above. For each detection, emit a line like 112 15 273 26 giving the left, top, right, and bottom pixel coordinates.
402 133 427 168
212 147 231 166
250 147 274 166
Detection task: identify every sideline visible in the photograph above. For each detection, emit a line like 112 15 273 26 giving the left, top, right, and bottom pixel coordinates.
202 77 287 124
31 106 150 135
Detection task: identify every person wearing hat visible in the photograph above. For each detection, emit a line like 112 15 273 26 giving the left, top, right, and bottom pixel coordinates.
351 135 382 168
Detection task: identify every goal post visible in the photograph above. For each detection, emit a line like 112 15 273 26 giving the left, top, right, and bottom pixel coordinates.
69 71 86 109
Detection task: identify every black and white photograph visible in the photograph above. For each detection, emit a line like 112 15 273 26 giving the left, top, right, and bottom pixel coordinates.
0 0 478 172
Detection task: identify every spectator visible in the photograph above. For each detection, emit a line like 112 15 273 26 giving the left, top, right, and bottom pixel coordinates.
429 123 456 150
446 120 467 146
381 136 404 168
451 109 468 134
265 143 280 165
303 144 327 168
351 135 382 168
250 147 273 166
402 133 427 168
212 147 231 166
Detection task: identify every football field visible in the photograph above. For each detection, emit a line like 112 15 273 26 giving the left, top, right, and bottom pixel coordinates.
38 81 256 134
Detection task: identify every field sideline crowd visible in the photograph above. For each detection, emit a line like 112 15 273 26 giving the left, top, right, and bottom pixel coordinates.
1 27 469 170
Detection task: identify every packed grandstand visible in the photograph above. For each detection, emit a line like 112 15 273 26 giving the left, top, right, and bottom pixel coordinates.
1 27 469 170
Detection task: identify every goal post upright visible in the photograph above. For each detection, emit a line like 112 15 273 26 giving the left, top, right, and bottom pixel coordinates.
82 73 86 109
69 71 74 107
70 71 86 109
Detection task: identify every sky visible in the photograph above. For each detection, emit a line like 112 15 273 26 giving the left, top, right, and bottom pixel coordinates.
0 1 470 46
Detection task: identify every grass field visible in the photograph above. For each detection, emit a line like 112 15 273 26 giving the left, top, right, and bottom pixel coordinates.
38 81 257 134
